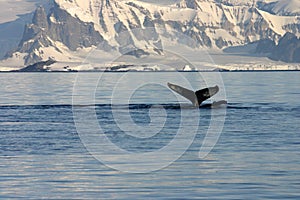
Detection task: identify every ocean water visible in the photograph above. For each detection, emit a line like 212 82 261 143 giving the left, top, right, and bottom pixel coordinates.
0 72 299 199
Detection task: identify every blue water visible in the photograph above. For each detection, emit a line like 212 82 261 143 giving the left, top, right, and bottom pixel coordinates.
0 72 299 199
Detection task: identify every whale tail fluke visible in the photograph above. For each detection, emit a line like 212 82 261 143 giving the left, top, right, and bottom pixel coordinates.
167 82 198 106
195 85 219 104
167 83 220 107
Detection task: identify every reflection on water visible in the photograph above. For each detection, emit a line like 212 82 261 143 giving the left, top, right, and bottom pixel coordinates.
0 72 300 199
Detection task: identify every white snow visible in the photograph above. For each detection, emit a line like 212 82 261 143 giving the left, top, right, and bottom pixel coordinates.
51 0 300 44
54 0 99 23
267 0 300 16
256 9 298 36
0 52 28 71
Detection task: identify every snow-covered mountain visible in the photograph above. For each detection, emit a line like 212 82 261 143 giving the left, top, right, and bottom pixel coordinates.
1 0 300 70
257 0 300 16
217 0 300 16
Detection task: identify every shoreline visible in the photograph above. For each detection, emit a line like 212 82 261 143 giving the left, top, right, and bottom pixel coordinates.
0 69 300 73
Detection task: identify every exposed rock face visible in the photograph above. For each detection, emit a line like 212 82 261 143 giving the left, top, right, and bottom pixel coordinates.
215 37 229 49
269 32 300 63
256 32 300 63
48 4 107 51
17 59 56 72
32 6 48 29
16 4 108 65
176 0 199 9
3 0 300 65
255 39 276 54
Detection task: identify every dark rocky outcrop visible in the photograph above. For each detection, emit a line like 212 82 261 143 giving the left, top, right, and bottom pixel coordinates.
255 38 276 54
16 59 56 72
215 37 228 49
269 32 300 63
176 0 198 9
49 4 107 51
14 4 110 65
255 32 300 63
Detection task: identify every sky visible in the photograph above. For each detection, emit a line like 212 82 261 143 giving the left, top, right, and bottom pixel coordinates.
0 0 45 23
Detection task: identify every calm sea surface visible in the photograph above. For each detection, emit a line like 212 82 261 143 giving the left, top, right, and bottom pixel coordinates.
0 72 299 199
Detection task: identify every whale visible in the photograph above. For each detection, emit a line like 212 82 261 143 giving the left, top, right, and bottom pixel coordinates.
167 82 227 108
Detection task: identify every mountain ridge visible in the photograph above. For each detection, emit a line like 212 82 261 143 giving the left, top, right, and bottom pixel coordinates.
1 0 300 70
